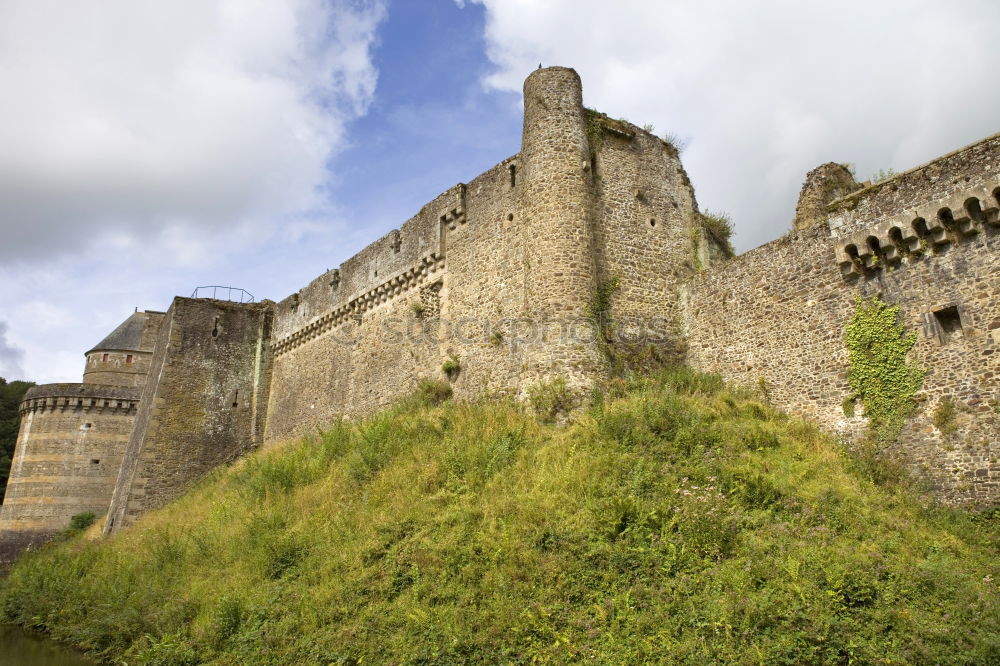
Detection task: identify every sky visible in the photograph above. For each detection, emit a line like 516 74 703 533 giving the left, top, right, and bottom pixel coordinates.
1 0 998 383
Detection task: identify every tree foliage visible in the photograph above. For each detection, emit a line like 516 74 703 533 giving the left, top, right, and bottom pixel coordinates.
0 378 34 498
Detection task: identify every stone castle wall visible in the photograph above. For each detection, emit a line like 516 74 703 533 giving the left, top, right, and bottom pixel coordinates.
262 67 713 443
105 298 272 531
686 133 1000 504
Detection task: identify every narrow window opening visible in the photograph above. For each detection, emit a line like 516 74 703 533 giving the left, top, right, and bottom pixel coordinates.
81 423 92 430
506 213 514 222
211 316 219 338
126 354 133 364
509 164 516 187
374 270 378 277
232 390 239 408
102 353 109 362
649 218 657 228
933 306 964 343
90 459 100 465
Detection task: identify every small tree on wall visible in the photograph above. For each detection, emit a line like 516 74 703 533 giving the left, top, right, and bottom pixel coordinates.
844 296 924 445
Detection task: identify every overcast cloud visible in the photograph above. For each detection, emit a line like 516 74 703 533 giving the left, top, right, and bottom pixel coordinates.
0 0 385 262
0 323 25 381
465 0 1000 250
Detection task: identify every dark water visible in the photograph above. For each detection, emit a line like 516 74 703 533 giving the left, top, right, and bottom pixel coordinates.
0 625 95 665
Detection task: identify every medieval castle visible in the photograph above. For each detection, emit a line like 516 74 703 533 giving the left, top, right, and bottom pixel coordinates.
2 67 998 559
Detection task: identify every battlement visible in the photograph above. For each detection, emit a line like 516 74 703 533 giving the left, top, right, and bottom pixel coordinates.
19 384 140 415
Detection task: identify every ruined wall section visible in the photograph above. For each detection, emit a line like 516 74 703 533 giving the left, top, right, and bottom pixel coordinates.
0 384 139 559
105 298 272 531
686 133 1000 504
589 116 707 361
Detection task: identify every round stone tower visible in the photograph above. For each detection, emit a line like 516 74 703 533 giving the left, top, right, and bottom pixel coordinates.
518 66 603 388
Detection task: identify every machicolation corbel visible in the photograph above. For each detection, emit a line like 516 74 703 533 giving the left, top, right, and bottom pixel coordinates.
836 186 1000 279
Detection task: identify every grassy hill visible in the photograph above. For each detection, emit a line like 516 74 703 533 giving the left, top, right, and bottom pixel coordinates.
1 369 998 664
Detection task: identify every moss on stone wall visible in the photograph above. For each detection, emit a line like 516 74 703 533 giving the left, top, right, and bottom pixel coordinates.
844 296 923 445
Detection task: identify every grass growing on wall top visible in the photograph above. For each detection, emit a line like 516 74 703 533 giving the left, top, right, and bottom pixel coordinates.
2 369 999 664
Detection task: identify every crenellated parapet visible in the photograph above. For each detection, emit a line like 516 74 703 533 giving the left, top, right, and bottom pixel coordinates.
835 184 1000 278
18 383 140 415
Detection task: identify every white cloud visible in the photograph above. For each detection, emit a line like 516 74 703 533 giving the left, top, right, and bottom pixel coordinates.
0 0 385 383
464 0 1000 250
0 0 385 261
0 322 26 381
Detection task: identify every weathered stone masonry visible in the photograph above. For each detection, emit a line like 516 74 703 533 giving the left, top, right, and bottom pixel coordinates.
686 133 1000 504
1 68 997 559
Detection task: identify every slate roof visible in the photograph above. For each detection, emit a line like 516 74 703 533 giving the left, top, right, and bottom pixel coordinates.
85 312 148 354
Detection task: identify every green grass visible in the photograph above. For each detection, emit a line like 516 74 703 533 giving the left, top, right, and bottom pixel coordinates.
2 368 999 664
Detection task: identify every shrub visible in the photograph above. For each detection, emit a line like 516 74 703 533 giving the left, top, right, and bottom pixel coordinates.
69 512 97 531
410 379 453 408
528 377 576 424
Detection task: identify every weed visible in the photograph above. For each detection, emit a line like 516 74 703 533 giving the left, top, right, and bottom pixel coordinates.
933 397 959 437
696 210 736 258
442 357 461 378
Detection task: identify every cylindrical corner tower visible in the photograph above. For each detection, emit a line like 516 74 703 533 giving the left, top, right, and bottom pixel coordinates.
518 67 603 388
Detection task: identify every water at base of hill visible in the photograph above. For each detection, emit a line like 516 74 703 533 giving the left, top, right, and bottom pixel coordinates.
0 625 95 664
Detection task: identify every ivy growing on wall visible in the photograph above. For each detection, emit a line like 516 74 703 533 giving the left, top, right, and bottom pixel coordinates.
844 296 923 445
587 277 620 344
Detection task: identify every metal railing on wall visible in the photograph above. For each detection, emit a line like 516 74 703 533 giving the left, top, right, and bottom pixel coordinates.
190 286 255 303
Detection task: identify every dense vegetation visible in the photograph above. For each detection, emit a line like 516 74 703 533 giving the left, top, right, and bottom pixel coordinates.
0 378 34 497
1 369 998 664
